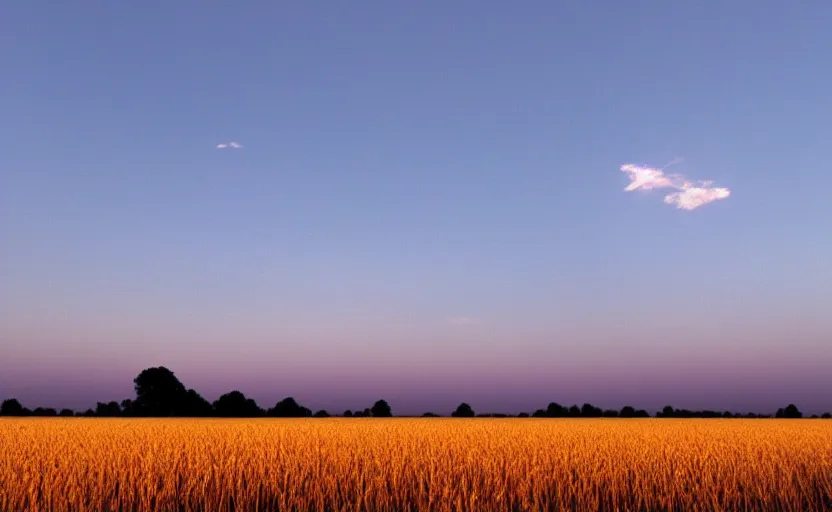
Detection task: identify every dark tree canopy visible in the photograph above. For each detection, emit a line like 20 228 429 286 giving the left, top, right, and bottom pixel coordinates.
120 399 134 417
371 400 392 418
0 398 24 416
183 389 213 417
777 404 803 419
95 401 121 417
451 403 475 418
268 397 312 417
784 404 802 419
1 365 825 420
132 366 189 417
619 406 636 418
546 402 566 417
213 391 264 418
581 403 603 418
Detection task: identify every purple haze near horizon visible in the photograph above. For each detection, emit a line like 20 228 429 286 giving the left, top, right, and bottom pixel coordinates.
2 3 831 415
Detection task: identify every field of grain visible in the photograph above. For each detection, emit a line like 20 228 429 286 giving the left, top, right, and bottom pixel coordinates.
1 418 830 511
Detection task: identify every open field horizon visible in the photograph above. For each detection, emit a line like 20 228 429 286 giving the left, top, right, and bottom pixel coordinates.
3 365 828 420
2 418 831 511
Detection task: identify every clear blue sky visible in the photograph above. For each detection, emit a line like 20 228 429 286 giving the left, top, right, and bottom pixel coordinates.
2 2 831 415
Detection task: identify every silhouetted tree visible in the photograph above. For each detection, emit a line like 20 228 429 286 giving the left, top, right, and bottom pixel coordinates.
0 398 24 416
268 397 311 417
132 367 189 417
95 401 121 417
822 413 831 419
182 389 213 417
422 412 439 417
581 403 603 417
371 400 392 417
7 364 815 419
783 404 802 419
619 406 636 418
119 399 134 417
452 402 475 417
212 391 263 417
546 402 566 417
659 406 676 418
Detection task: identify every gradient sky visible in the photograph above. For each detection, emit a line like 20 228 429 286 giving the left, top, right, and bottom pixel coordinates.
2 3 831 415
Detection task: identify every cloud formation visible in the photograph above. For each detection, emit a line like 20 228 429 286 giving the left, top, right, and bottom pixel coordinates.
216 141 244 149
620 162 730 210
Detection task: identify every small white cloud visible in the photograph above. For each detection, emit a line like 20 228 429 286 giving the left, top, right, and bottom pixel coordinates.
621 164 680 191
447 316 481 326
216 141 244 149
664 183 731 210
620 161 730 211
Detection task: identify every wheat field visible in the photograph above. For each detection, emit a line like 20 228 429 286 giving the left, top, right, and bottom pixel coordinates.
0 418 830 511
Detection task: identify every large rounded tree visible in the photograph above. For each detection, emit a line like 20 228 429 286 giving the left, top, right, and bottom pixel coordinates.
213 391 264 417
451 402 475 417
0 399 24 416
371 399 392 417
132 367 188 416
268 397 312 417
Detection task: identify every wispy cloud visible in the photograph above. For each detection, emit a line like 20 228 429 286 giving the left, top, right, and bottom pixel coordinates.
620 161 730 210
216 141 244 149
447 316 481 326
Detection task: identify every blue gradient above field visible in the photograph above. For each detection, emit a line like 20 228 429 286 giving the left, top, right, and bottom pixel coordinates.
1 3 831 414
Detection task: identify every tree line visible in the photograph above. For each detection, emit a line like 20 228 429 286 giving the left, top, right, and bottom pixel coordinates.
0 366 828 419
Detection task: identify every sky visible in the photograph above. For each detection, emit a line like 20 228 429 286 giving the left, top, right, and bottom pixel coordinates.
2 2 831 416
